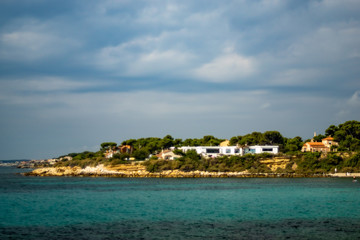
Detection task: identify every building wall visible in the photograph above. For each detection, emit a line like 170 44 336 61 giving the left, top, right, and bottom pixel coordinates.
244 146 279 154
180 145 278 157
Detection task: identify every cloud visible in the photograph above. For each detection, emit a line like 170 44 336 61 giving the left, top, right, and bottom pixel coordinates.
0 19 80 61
287 24 360 64
135 2 184 26
193 52 256 83
94 32 196 77
313 0 360 12
335 90 360 119
1 0 360 159
270 68 326 86
1 83 359 159
0 76 102 105
348 90 360 106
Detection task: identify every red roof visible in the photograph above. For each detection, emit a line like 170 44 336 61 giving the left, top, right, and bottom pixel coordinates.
322 137 334 141
303 142 326 147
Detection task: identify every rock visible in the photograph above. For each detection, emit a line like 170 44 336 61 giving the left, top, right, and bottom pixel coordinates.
24 164 335 178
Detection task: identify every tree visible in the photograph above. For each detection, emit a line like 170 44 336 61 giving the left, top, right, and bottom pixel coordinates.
183 138 194 146
100 142 117 151
251 132 265 144
122 139 137 146
174 138 183 147
313 134 326 142
239 134 259 146
161 135 174 149
339 120 360 139
326 121 360 151
284 136 303 153
184 149 200 161
132 149 150 160
342 135 360 151
202 135 215 144
230 136 241 145
325 125 338 137
264 131 284 145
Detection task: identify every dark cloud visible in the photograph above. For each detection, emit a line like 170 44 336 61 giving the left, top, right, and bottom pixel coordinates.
0 0 359 159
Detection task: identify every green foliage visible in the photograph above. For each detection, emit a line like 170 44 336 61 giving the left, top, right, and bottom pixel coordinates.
264 131 284 145
56 158 100 169
182 136 224 146
295 152 321 173
294 152 350 173
173 149 185 156
313 134 326 142
342 153 360 171
143 159 173 172
326 120 360 151
229 136 241 145
239 132 264 145
283 136 303 154
100 142 117 150
320 153 342 172
121 136 177 154
143 151 275 173
183 150 200 161
54 120 360 171
132 149 150 160
325 125 338 137
72 151 96 160
231 131 284 146
106 158 128 166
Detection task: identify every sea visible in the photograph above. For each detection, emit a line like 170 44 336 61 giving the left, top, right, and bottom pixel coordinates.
0 166 360 239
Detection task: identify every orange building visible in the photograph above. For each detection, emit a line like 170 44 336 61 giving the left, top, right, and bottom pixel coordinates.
301 136 338 153
104 145 134 158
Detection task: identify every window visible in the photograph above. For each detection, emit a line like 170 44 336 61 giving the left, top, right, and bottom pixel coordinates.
206 148 219 153
226 149 231 154
262 148 273 152
245 149 255 154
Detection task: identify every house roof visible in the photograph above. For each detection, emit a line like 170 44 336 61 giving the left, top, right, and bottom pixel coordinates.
304 142 326 147
322 137 334 141
155 149 172 157
220 140 230 147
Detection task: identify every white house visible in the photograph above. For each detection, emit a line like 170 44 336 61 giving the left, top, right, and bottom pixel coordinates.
179 145 278 158
243 145 279 154
180 146 243 158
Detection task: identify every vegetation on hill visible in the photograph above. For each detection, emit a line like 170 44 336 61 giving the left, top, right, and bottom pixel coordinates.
53 120 360 174
143 150 275 173
326 120 360 151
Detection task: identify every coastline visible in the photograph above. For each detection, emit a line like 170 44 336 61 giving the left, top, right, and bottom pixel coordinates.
23 164 360 178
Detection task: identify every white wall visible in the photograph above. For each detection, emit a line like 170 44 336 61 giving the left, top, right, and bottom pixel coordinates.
180 146 282 157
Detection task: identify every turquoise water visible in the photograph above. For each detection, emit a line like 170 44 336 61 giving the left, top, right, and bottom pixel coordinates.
1 167 360 239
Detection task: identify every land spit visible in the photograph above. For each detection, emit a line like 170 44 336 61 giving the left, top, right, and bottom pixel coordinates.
23 164 360 178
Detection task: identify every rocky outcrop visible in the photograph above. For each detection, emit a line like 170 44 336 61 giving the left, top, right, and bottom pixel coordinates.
260 157 291 171
24 164 332 178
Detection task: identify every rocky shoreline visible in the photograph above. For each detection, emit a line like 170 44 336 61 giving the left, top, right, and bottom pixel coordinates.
22 164 359 178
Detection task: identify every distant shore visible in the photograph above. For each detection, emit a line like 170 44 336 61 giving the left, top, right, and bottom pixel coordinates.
23 165 360 178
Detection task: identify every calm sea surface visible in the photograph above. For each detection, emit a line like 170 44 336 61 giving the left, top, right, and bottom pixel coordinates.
1 167 360 239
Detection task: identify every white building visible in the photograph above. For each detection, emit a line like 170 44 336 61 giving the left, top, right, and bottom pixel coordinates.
180 145 278 158
180 146 243 158
243 145 279 154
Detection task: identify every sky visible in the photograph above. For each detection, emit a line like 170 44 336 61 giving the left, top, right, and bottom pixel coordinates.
1 0 360 160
